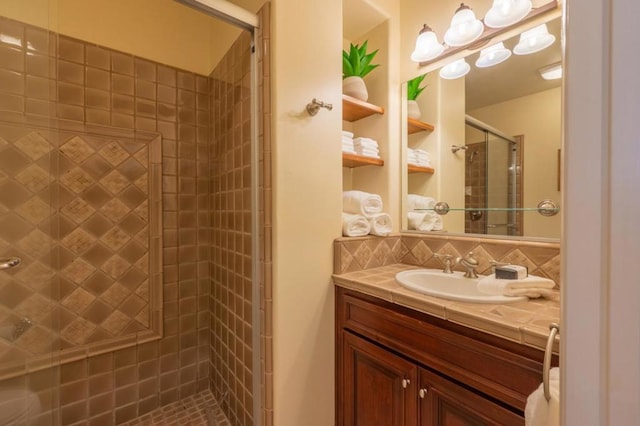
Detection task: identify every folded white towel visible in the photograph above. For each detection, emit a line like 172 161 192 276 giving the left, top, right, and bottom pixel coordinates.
355 149 381 158
342 147 357 154
407 211 442 231
525 367 560 426
342 130 354 138
477 274 556 298
353 137 379 148
341 135 354 143
355 145 379 153
342 213 371 237
343 191 383 218
408 194 437 210
368 213 392 236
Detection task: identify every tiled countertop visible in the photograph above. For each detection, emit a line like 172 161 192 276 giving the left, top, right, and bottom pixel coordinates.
333 263 560 352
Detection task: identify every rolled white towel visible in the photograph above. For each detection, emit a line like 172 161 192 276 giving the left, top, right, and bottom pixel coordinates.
407 211 442 231
408 194 437 210
342 212 371 237
525 367 560 426
368 213 392 236
343 190 383 218
477 274 557 298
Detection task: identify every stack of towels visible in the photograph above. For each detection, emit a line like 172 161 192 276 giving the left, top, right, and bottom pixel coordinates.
477 273 557 299
407 194 443 232
342 190 393 237
353 137 381 159
407 148 431 167
342 130 356 154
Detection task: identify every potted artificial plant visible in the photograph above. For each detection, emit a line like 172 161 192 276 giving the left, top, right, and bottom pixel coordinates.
407 74 427 120
342 41 379 102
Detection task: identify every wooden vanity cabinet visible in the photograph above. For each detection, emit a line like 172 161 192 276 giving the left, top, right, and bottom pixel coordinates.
336 287 551 426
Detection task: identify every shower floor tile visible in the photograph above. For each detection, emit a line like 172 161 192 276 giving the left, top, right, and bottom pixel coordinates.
124 389 230 426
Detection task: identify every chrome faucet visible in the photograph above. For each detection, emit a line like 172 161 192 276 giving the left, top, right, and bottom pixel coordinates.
433 253 454 274
457 252 479 278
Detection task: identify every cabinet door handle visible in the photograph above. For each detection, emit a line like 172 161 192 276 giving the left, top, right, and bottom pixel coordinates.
402 379 410 389
419 388 428 398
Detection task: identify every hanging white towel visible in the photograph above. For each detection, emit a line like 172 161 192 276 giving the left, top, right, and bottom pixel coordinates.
477 274 557 299
525 367 560 426
342 213 371 237
408 194 437 210
343 191 383 218
368 213 392 236
407 211 442 231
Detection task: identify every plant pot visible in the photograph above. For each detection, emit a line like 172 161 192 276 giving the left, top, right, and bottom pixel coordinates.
407 100 422 120
343 76 369 102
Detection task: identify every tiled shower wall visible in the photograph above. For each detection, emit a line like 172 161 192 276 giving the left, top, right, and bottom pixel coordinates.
208 31 253 426
0 16 216 424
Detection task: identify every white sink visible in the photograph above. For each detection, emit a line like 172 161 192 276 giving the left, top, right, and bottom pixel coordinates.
395 269 527 304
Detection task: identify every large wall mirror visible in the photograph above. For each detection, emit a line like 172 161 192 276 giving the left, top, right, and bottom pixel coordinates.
401 5 562 240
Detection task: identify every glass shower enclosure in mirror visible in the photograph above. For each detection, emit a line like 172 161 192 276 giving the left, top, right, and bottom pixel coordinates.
402 12 562 239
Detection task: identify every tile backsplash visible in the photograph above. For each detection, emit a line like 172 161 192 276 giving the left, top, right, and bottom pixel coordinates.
334 233 561 286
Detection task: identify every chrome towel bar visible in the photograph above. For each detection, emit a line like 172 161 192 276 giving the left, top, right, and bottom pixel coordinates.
543 322 560 402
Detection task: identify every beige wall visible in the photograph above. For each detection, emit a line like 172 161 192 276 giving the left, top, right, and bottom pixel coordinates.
0 0 268 75
468 87 561 238
271 0 342 424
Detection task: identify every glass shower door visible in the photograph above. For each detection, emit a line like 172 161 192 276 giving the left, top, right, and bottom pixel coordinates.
0 7 57 426
485 132 516 235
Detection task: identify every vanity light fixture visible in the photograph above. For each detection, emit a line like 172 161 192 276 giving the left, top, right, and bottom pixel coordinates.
475 42 512 67
439 58 471 79
443 3 484 47
539 62 562 80
484 0 532 28
411 24 445 63
513 23 556 55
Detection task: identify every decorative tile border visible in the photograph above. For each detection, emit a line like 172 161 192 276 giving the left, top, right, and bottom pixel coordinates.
0 118 162 381
334 233 560 286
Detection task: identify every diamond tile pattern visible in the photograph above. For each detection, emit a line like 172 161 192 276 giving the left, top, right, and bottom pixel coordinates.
0 122 159 357
334 234 561 287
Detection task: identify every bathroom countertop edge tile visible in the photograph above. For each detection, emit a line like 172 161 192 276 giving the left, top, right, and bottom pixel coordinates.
333 263 560 351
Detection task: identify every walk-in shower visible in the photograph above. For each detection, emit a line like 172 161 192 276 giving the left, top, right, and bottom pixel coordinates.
0 0 268 424
464 115 523 236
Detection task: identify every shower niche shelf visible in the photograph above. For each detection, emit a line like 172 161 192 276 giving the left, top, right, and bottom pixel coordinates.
343 152 384 168
342 95 384 122
407 117 435 134
408 164 434 174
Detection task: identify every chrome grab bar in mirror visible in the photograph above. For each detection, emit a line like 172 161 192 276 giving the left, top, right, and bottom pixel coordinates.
415 200 560 217
0 257 21 270
543 323 560 402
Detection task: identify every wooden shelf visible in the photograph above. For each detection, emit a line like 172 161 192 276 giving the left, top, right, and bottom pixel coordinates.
342 94 384 122
407 118 435 134
342 153 384 168
408 164 435 174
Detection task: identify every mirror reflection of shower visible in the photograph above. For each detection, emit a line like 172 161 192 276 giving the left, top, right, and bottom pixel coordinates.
464 115 523 236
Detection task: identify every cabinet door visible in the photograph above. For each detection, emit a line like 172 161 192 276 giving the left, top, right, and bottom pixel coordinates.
341 331 418 426
418 368 523 426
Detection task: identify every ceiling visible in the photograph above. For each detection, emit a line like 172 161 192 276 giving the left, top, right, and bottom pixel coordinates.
465 17 562 111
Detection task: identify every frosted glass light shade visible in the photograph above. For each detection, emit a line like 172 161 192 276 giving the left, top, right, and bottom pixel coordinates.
411 24 445 62
484 0 532 28
439 58 471 80
539 63 562 80
444 5 484 47
475 42 512 68
514 24 556 55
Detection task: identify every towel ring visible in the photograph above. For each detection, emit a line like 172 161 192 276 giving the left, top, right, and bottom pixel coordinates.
543 323 560 402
